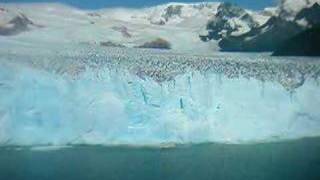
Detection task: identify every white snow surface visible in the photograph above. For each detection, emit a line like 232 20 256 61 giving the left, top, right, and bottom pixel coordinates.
0 2 273 54
0 2 223 53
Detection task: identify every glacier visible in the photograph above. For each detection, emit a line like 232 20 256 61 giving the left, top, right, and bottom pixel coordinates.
0 47 320 147
0 2 273 54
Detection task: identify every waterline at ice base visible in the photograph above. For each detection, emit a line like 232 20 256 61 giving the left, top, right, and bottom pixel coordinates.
0 47 320 147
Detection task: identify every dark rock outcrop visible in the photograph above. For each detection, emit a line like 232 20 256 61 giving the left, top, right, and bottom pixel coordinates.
163 5 183 22
111 26 132 38
100 41 126 48
0 10 42 36
218 16 303 52
295 3 320 27
137 38 171 49
202 3 259 41
273 26 320 56
217 2 320 52
87 12 101 18
149 5 183 25
216 2 246 18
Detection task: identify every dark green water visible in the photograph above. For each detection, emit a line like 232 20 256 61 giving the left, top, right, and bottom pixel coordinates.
1 138 320 180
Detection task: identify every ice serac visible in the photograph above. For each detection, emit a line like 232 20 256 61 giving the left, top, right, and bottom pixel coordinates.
0 48 320 146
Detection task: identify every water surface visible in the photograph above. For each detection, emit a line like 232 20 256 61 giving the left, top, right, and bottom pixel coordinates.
1 138 320 180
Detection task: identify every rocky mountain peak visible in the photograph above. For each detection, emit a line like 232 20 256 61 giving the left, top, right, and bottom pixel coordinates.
295 2 320 26
201 3 263 41
216 2 246 18
278 0 320 19
147 2 220 25
162 5 183 22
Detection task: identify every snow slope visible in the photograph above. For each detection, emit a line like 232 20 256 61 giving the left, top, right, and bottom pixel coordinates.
0 3 221 54
0 2 274 54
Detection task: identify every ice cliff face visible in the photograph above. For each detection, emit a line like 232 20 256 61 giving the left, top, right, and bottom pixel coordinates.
0 47 320 147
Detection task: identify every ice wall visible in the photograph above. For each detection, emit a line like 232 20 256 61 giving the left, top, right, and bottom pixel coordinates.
0 61 320 146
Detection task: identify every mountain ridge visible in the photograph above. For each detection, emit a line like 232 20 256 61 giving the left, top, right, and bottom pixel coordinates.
1 1 319 55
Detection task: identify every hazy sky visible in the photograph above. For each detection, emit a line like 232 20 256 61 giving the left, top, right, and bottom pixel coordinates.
0 0 277 9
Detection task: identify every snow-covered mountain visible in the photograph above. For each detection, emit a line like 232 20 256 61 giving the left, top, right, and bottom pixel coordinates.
0 3 220 53
0 2 272 54
140 2 220 25
272 3 320 56
295 2 320 27
218 16 303 52
1 1 319 54
216 0 320 52
278 0 320 19
200 2 270 41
